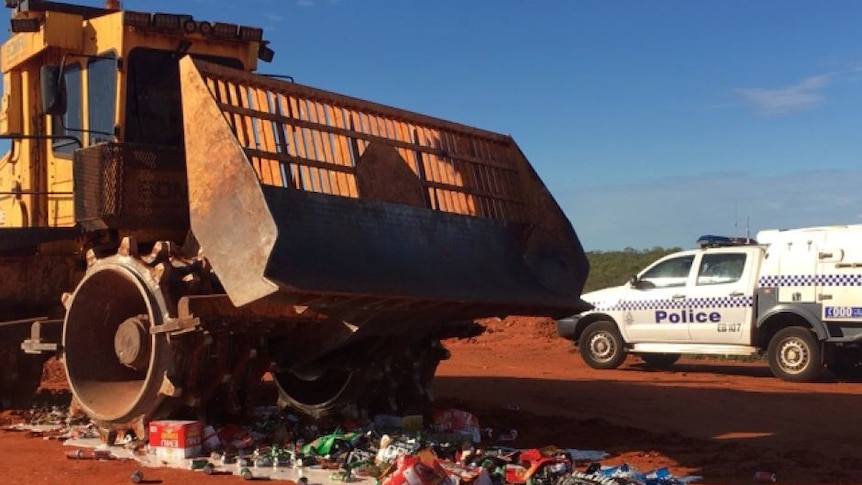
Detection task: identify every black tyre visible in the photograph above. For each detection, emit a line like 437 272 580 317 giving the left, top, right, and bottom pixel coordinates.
767 326 823 382
639 352 681 368
578 321 626 369
827 348 862 379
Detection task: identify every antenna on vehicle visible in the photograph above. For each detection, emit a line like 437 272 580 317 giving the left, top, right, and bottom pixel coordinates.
734 201 738 237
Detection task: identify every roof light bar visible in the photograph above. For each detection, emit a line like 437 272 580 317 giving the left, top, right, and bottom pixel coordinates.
121 9 264 43
123 10 151 27
212 22 238 38
10 16 40 32
182 18 197 34
198 21 213 36
238 25 263 42
152 13 184 31
696 235 757 248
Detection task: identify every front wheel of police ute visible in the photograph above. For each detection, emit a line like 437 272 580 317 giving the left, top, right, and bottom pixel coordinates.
578 321 626 369
767 326 823 382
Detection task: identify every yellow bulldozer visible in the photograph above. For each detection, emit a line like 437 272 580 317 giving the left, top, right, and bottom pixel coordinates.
0 0 590 439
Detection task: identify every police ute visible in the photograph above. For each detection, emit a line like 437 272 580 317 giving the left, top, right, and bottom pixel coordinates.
557 225 862 382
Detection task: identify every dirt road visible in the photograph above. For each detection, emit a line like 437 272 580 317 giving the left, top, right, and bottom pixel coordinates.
437 317 862 485
1 316 860 484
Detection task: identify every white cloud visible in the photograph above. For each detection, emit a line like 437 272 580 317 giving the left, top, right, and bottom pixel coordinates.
736 74 831 116
557 170 862 251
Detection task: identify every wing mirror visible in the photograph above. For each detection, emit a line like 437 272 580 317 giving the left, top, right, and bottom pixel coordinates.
630 275 656 290
40 64 67 116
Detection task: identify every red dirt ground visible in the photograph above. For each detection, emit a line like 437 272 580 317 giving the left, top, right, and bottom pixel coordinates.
2 316 861 485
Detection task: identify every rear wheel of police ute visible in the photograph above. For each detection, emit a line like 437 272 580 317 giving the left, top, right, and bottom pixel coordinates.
767 326 823 382
826 348 862 380
639 352 681 369
579 320 626 369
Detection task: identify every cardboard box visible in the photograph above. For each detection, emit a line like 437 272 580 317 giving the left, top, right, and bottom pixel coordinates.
152 444 202 461
148 420 202 450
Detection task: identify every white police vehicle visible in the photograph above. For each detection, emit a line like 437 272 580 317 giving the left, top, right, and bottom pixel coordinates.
558 225 862 382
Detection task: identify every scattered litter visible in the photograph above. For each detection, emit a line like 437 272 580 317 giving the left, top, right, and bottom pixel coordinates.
149 420 202 460
432 408 482 443
3 401 701 485
565 463 702 485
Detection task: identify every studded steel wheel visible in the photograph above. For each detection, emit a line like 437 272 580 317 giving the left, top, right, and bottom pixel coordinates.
578 320 626 369
767 326 823 382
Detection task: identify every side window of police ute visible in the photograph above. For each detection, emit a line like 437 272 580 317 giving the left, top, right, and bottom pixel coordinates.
696 253 746 286
639 255 695 289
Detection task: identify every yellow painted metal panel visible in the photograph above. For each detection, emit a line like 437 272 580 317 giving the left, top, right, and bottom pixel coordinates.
0 71 22 134
2 33 47 73
44 11 85 50
83 13 122 55
1 12 84 72
47 152 74 226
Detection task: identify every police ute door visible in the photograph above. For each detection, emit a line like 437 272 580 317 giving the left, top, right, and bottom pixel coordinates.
622 251 696 342
687 247 759 343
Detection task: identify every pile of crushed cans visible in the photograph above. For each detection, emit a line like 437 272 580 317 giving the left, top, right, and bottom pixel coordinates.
4 403 701 485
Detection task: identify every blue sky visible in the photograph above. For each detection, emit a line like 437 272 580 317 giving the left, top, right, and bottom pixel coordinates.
10 1 862 250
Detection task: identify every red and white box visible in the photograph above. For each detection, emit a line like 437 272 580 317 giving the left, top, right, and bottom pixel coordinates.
148 420 203 460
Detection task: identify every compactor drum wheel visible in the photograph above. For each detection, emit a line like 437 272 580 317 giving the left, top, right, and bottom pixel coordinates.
273 339 449 419
62 249 175 428
274 367 362 419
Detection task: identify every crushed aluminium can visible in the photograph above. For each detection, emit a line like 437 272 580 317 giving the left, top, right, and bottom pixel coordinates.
93 448 113 460
753 471 777 483
65 449 87 460
189 458 210 470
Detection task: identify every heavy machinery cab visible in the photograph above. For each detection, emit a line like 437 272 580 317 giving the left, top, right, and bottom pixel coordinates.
0 0 272 412
1 0 267 234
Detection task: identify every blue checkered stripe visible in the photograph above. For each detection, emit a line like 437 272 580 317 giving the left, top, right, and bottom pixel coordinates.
759 274 862 287
594 295 753 312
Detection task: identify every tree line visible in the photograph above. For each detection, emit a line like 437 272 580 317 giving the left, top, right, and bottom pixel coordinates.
584 247 682 292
